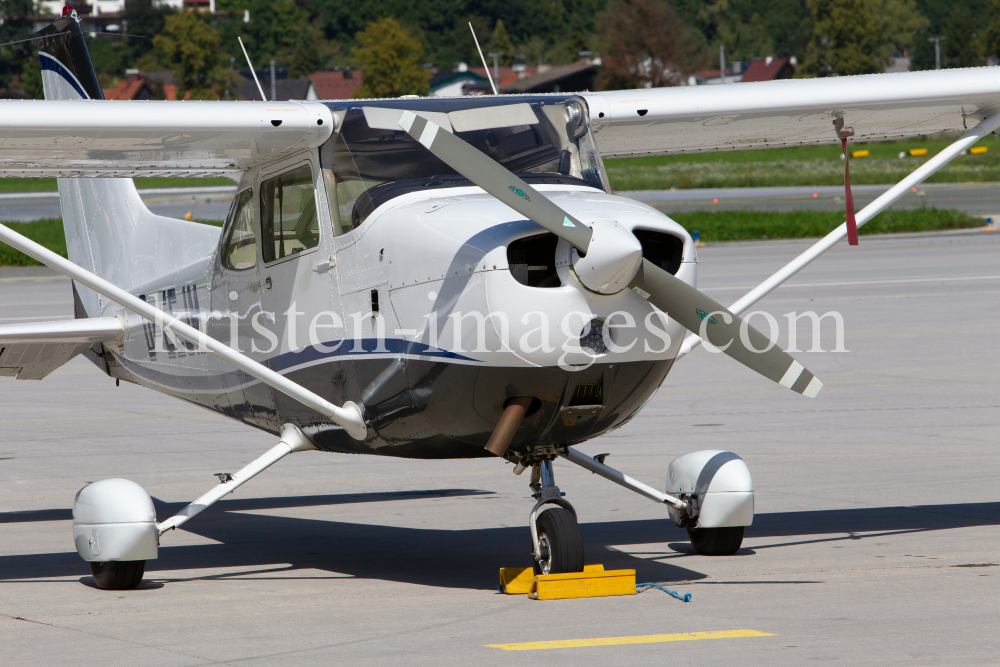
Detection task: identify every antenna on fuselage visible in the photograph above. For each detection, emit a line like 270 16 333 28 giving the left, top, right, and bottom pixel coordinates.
468 22 498 95
238 36 267 102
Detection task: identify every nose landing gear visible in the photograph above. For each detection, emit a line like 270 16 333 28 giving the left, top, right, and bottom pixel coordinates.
524 453 585 574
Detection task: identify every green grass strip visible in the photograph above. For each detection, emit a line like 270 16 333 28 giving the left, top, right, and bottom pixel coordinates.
0 218 221 267
0 177 235 193
0 219 67 266
605 138 1000 190
669 208 985 242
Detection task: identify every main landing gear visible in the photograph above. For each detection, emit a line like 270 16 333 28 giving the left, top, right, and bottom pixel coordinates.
72 425 316 590
509 445 755 564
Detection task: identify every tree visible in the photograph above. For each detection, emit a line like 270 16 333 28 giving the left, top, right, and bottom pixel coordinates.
153 10 238 100
219 0 309 71
20 50 43 99
290 22 322 77
351 18 430 98
124 0 175 62
983 0 1000 64
697 0 774 61
488 20 514 67
944 6 983 67
801 0 883 76
868 0 928 56
0 0 34 93
597 0 701 90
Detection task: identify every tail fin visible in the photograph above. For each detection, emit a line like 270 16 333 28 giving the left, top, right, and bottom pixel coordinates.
31 16 220 317
32 15 105 101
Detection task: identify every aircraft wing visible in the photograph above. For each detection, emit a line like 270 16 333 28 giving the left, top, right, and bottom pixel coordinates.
0 100 333 178
0 317 123 380
581 68 1000 157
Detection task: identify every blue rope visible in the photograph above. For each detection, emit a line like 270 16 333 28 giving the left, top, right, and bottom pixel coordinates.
636 582 692 602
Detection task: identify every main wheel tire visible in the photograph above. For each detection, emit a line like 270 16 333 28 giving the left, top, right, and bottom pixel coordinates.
687 526 744 556
90 560 145 590
532 507 585 575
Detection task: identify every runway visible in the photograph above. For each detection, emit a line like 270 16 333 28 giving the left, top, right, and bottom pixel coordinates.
2 181 999 223
2 228 999 665
0 186 236 222
625 181 1000 217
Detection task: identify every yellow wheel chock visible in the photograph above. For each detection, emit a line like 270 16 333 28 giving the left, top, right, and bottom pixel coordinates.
498 564 637 600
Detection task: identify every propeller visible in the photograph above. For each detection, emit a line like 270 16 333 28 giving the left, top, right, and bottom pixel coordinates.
396 110 822 397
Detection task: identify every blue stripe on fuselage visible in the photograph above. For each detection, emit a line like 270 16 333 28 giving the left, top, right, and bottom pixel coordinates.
268 337 479 371
116 337 480 393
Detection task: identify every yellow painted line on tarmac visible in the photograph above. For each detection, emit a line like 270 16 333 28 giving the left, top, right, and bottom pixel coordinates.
486 628 774 651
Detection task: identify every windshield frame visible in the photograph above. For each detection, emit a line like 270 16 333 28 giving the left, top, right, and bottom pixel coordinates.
320 95 609 231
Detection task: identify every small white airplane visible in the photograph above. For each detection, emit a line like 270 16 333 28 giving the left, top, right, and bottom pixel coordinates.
1 14 997 590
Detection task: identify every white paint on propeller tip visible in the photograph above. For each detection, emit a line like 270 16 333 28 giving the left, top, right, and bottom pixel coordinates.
803 376 823 398
398 110 416 132
779 360 804 389
418 121 439 149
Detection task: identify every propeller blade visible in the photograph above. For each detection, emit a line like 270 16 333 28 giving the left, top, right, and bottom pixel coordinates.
397 110 593 252
397 110 822 397
630 259 822 397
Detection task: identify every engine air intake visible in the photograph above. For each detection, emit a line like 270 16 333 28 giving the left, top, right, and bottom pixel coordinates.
634 229 684 275
507 233 559 287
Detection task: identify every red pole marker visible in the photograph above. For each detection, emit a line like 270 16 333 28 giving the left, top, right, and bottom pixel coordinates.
842 138 859 245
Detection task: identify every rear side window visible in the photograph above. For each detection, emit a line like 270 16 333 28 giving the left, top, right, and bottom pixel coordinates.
221 188 257 270
260 164 320 263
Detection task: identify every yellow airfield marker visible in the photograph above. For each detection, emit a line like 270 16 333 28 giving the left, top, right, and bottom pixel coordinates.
487 628 774 651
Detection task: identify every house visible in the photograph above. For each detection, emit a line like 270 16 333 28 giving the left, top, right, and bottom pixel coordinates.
103 72 156 100
689 56 795 86
236 67 317 101
690 66 743 86
498 61 599 94
739 57 796 83
102 70 185 100
429 69 491 97
309 70 364 100
237 75 317 102
468 64 539 89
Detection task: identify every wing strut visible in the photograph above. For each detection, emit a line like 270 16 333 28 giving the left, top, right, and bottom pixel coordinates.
677 111 1000 360
0 223 368 440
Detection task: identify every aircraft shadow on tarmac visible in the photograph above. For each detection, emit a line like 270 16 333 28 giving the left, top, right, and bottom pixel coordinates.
1 492 998 590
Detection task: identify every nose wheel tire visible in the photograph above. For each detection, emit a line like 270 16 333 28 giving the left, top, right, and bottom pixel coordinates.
532 507 585 575
687 526 745 555
90 560 146 590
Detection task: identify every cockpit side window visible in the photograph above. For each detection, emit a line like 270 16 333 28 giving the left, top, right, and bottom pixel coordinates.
221 188 257 271
260 164 320 263
320 132 374 235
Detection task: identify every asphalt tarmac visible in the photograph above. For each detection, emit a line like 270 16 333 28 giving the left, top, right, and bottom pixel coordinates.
0 186 236 222
625 181 1000 217
3 181 1000 223
2 228 999 665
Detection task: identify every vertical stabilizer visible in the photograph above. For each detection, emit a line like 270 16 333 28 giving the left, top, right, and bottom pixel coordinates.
31 16 220 317
32 15 105 102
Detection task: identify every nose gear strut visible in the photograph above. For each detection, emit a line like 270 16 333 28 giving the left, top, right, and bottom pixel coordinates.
518 447 584 574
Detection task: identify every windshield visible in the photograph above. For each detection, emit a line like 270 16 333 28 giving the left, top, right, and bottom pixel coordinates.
320 97 608 232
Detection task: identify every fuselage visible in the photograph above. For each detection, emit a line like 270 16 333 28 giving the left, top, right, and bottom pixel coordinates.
101 177 695 459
